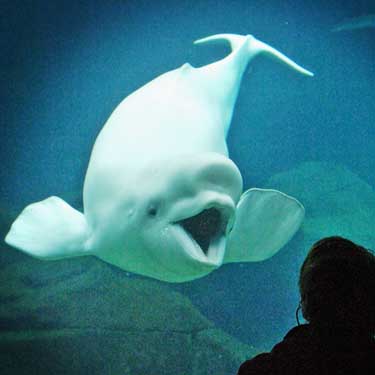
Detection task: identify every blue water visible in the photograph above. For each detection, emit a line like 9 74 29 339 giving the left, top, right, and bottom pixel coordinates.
1 0 374 355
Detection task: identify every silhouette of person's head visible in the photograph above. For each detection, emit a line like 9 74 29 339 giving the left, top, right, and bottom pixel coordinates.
299 236 375 336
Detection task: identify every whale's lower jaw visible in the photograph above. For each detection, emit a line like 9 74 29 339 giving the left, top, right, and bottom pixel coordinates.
174 207 231 265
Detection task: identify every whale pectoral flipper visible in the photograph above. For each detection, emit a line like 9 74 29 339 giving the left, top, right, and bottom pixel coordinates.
224 189 305 263
5 196 90 260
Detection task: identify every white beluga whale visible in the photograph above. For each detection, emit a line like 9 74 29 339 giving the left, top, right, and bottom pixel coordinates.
332 14 375 32
5 33 313 282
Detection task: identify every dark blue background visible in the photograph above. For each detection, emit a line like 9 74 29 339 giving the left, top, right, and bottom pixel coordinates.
1 0 374 349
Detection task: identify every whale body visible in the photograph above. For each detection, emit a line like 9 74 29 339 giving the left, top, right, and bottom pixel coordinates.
5 34 312 282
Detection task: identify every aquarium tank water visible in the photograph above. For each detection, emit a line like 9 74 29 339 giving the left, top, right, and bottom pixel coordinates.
0 0 374 374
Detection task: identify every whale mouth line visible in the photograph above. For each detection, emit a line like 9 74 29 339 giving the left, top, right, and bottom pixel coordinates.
175 207 228 256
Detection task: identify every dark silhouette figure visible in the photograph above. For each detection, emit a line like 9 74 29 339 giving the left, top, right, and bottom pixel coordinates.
238 236 375 375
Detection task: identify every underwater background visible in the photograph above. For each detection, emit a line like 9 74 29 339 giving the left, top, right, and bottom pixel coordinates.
1 0 374 373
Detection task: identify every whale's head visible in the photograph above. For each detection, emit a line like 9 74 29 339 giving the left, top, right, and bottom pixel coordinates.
92 153 243 282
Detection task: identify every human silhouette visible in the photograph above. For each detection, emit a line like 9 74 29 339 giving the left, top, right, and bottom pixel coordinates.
238 236 375 375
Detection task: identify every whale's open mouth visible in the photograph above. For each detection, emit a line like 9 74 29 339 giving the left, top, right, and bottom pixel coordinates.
175 207 232 261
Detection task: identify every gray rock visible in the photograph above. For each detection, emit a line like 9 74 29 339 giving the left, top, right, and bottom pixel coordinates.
265 161 375 250
0 256 257 374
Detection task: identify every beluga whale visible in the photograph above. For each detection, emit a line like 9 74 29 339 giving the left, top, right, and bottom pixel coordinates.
5 33 313 282
332 14 375 32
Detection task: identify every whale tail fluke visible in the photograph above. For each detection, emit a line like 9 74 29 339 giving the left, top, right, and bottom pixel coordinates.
194 33 246 51
194 33 314 77
253 38 314 76
5 196 90 260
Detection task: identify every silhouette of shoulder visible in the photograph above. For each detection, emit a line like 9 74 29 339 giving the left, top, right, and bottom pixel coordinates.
238 324 375 375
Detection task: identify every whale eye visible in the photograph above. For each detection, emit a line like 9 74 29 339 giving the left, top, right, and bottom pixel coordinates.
147 205 158 217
